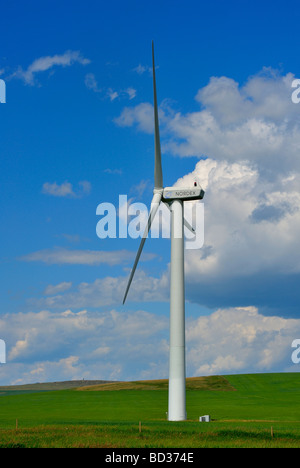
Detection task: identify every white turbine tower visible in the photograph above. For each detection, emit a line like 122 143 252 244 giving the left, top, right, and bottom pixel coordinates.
123 42 205 421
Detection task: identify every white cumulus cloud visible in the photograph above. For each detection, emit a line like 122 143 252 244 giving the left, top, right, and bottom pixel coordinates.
0 306 299 385
186 306 300 375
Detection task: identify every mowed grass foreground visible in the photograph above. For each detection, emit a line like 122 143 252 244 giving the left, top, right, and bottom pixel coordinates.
1 373 300 447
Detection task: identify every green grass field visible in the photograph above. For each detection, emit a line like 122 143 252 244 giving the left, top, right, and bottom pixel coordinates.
0 373 300 447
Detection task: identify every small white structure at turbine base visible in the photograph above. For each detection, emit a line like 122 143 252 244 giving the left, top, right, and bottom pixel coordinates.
199 415 211 422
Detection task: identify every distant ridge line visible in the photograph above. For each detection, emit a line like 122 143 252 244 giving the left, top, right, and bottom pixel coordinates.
77 376 236 392
0 376 236 394
0 380 119 393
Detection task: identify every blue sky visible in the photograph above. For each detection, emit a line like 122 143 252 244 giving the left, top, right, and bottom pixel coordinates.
1 0 300 384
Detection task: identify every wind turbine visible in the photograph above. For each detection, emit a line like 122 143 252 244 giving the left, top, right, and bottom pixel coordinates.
123 42 205 421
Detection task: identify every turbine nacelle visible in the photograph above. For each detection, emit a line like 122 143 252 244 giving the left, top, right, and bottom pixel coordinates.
162 185 204 202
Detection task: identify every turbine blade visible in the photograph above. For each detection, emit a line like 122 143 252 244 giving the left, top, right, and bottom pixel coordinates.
123 192 162 304
163 202 195 234
183 217 195 234
152 41 163 189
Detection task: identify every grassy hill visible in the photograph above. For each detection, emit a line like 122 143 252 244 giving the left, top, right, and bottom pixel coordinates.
77 375 235 392
0 372 300 447
0 380 113 396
